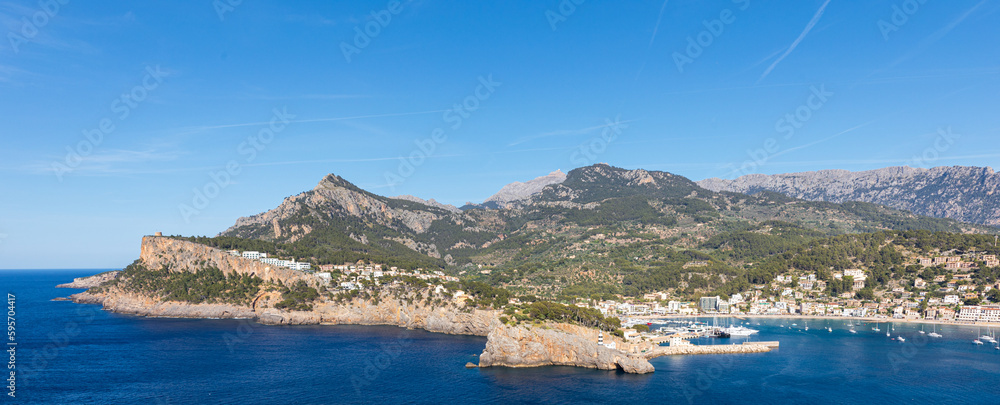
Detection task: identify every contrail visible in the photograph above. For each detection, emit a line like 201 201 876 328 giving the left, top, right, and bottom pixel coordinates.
758 0 832 84
635 0 670 80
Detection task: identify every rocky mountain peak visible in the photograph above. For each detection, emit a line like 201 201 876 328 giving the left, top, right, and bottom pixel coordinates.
697 165 1000 226
483 169 568 206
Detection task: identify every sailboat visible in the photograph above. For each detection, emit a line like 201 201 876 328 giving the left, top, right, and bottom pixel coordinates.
928 323 943 338
919 324 926 335
980 326 997 343
827 326 833 333
886 322 891 337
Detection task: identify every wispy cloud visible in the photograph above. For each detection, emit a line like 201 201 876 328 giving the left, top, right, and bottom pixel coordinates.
237 93 374 101
24 149 183 177
507 119 637 147
720 122 872 178
175 109 447 134
757 0 832 84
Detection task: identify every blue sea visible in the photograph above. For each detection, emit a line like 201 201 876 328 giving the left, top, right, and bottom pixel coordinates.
4 270 1000 404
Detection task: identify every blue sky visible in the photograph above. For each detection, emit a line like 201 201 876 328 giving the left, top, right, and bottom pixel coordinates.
2 0 999 269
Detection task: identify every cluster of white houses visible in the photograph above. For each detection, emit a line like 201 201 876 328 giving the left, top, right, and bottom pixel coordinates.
584 293 1000 323
227 250 312 271
312 262 460 290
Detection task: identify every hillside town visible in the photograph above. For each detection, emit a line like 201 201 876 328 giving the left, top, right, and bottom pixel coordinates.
225 249 460 292
575 252 1000 325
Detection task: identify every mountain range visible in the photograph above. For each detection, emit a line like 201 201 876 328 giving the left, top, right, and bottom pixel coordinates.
698 166 1000 227
214 164 994 297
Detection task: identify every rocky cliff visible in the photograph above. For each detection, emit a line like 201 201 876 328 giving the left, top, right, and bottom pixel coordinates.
140 236 320 288
477 323 654 374
698 166 1000 226
56 271 120 289
65 236 659 373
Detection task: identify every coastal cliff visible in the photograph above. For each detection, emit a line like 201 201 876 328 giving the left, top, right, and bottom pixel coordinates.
56 271 120 289
478 323 654 374
64 236 664 374
139 236 318 288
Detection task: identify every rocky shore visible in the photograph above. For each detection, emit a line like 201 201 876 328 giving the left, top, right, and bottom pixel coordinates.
56 236 771 375
56 271 120 289
478 323 654 374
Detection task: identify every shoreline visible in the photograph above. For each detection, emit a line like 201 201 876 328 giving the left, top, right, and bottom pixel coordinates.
628 314 1000 328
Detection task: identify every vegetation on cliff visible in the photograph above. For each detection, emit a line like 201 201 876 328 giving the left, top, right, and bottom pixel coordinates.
274 280 320 311
101 261 263 305
502 301 621 332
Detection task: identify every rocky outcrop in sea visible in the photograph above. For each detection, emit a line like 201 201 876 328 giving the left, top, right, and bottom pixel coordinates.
477 323 654 374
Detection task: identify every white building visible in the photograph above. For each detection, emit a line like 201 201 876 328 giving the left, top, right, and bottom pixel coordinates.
944 295 961 304
957 305 1000 323
844 269 866 280
242 251 262 260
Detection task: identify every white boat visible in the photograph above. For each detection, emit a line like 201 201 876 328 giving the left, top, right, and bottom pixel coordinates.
982 327 997 343
849 328 857 334
872 325 880 332
721 326 760 337
897 336 905 342
827 327 833 333
929 323 943 338
974 339 984 345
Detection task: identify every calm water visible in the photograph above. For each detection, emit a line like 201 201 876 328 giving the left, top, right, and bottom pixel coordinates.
4 270 1000 404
